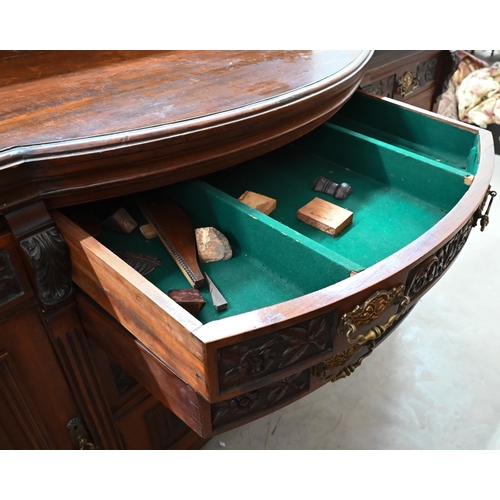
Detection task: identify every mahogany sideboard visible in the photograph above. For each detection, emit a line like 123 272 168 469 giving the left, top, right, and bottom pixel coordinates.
0 50 495 449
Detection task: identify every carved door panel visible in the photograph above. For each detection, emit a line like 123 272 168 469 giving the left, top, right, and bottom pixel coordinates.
0 307 81 449
83 330 205 449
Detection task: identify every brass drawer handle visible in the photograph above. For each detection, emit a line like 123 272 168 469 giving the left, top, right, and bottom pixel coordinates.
340 284 410 345
397 71 420 98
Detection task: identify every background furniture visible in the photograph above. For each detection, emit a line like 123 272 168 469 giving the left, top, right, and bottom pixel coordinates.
360 50 454 112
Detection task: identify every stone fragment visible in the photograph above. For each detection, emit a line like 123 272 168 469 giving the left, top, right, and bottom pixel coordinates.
195 227 232 263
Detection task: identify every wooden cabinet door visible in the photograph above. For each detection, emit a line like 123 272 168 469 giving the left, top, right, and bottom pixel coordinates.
0 231 82 449
0 306 83 449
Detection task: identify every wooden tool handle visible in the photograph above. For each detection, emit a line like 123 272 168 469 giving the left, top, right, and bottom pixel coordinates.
138 196 205 288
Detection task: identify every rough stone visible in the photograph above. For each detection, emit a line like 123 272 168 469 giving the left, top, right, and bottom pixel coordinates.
195 227 232 263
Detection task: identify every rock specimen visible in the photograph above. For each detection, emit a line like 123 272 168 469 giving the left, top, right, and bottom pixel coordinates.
195 227 232 263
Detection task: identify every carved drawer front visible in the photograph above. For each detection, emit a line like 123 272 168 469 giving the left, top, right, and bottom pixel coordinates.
216 311 337 396
313 213 480 385
313 283 410 383
361 55 440 104
393 56 439 102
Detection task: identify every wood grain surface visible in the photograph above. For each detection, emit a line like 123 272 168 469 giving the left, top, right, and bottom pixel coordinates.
0 50 372 213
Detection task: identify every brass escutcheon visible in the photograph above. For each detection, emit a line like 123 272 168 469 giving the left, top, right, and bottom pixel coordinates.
397 71 420 98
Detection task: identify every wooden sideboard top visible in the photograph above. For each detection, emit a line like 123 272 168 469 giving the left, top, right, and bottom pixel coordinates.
0 50 368 152
0 50 372 212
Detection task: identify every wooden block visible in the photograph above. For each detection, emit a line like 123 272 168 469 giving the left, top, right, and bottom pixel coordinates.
167 289 206 316
101 207 138 234
238 191 277 215
297 197 353 236
464 174 475 186
139 223 158 239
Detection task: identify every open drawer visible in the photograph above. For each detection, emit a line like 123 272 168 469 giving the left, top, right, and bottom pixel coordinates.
53 93 495 438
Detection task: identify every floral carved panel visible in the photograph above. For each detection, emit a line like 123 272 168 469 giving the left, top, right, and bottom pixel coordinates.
217 311 337 392
211 370 309 429
406 217 474 300
417 57 438 86
361 74 396 98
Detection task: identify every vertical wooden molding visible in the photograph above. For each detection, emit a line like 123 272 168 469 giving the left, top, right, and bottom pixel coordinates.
0 352 53 449
47 313 125 450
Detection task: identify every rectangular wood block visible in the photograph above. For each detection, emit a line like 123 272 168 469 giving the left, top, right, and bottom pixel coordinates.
297 197 353 236
139 223 158 239
238 190 277 215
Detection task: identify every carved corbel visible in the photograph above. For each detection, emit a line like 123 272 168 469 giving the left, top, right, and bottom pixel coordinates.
5 201 72 308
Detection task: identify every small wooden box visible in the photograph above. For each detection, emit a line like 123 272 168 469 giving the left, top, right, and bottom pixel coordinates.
297 197 353 236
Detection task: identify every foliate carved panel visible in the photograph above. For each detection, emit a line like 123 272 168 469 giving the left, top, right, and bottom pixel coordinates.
111 361 138 395
20 227 73 306
0 249 24 307
417 57 438 86
211 370 309 429
406 217 474 300
217 311 337 392
314 343 374 382
145 403 188 450
361 74 396 98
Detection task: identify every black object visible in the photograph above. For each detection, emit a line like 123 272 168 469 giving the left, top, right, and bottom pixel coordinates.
312 176 353 200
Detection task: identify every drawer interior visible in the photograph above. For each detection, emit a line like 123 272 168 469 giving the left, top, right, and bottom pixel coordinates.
63 94 476 325
332 92 480 172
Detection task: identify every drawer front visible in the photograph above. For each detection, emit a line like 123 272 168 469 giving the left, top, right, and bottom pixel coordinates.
360 53 443 108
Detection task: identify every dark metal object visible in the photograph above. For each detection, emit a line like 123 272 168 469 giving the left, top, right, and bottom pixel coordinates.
67 417 96 450
116 252 161 276
312 176 352 200
476 189 496 231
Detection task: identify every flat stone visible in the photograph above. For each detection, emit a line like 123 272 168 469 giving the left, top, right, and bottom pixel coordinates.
195 227 232 263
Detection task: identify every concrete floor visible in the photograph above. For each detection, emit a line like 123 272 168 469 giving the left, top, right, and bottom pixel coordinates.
202 154 500 450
